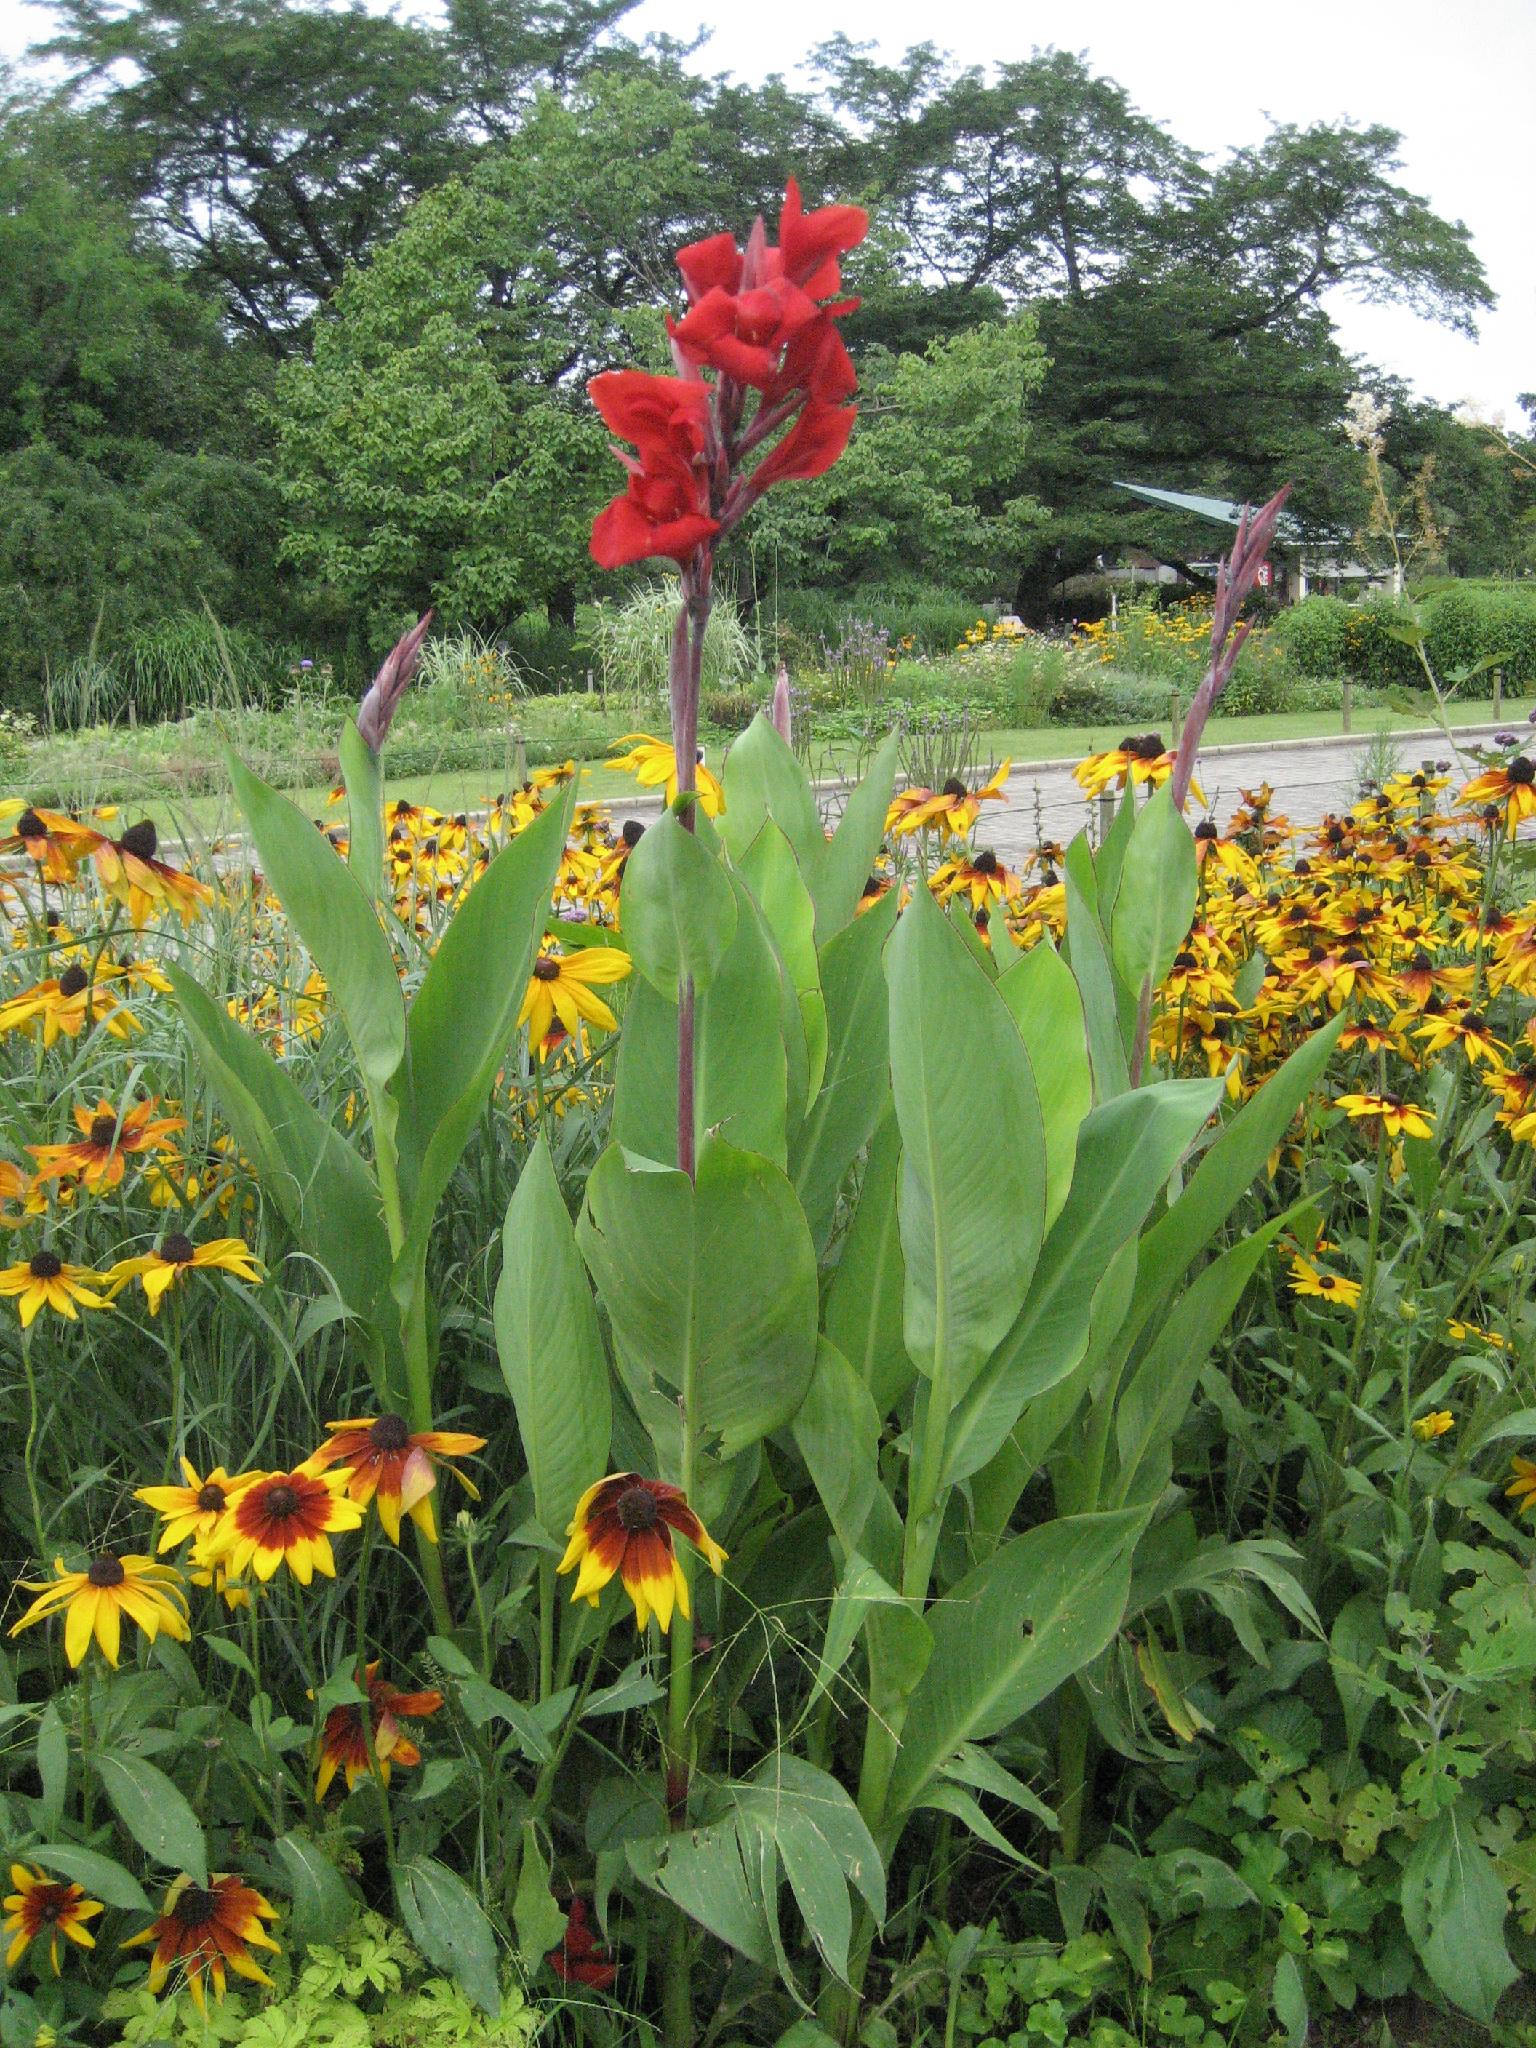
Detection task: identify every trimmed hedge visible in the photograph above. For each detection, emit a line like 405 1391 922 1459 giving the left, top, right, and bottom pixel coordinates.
1278 585 1536 692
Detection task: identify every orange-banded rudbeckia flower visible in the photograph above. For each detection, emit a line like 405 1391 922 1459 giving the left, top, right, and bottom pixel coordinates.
8 1553 190 1667
121 1874 279 2012
91 821 215 929
0 806 105 883
1461 756 1536 835
558 1474 726 1633
4 1865 104 1973
107 1233 263 1315
314 1662 444 1799
0 1249 112 1326
1334 1091 1435 1140
608 735 724 816
207 1466 363 1584
306 1414 485 1543
1074 737 1204 806
134 1458 259 1554
887 760 1011 839
518 947 631 1056
28 1098 185 1192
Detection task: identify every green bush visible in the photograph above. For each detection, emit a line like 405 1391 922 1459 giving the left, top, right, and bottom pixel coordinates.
1282 584 1536 694
1274 594 1352 678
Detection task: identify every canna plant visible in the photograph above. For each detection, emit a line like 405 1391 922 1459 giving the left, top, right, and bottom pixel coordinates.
167 175 1342 2045
487 194 1334 2043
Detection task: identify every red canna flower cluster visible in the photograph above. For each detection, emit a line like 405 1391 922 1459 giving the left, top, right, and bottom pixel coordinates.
589 178 867 571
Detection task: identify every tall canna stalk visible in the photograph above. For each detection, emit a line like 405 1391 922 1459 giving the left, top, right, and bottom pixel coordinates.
585 179 869 2048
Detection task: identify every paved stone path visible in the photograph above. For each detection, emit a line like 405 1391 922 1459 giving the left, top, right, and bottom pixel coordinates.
966 722 1512 865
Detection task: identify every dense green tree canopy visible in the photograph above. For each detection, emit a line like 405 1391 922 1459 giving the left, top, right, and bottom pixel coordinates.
0 0 1521 691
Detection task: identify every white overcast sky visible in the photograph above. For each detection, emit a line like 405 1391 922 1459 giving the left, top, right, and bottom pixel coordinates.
2 0 1530 420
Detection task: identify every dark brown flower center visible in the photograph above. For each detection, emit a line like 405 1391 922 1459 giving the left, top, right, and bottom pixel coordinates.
622 818 646 847
1130 733 1164 759
972 849 999 874
370 1413 411 1452
1318 1275 1337 1290
263 1484 300 1521
1509 757 1535 785
1194 820 1218 840
118 820 158 861
58 965 89 998
28 1251 63 1280
197 1483 227 1512
87 1555 126 1587
161 1234 196 1265
532 957 561 981
17 808 45 840
36 1889 66 1922
174 1886 217 1930
940 777 968 800
616 1485 660 1532
89 1115 121 1151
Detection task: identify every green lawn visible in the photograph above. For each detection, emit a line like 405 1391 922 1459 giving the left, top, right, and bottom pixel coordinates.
13 694 1528 849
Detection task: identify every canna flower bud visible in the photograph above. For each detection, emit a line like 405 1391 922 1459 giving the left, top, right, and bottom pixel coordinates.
356 610 434 754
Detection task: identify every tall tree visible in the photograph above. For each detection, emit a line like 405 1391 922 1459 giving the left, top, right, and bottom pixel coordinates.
271 61 821 629
33 0 652 349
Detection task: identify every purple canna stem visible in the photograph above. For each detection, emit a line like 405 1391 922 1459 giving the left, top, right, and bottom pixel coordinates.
1170 486 1292 813
356 609 434 754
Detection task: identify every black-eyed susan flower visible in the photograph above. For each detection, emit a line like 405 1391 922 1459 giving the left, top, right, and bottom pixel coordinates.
1445 1318 1509 1350
0 1250 112 1327
121 1874 279 2012
1460 756 1536 834
90 822 215 929
1412 1008 1507 1069
608 735 724 816
0 806 105 883
4 1865 104 1973
28 1098 185 1192
1288 1257 1362 1310
1334 1092 1434 1141
0 964 138 1047
305 1414 485 1544
134 1459 259 1554
314 1662 444 1800
558 1473 726 1634
1411 1410 1454 1442
107 1234 263 1316
1506 1455 1536 1517
206 1466 363 1585
887 761 1011 839
8 1553 190 1667
518 946 631 1055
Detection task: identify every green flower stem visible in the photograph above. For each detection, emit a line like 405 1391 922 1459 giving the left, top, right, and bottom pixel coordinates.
353 1519 396 1870
366 1077 453 1638
20 1326 48 1569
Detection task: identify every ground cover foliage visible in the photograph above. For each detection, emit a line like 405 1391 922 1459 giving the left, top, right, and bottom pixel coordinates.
4 679 1536 2048
6 139 1536 2048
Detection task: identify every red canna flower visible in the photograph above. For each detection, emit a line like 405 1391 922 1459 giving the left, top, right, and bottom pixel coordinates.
547 1897 617 1991
675 230 743 303
669 276 821 389
771 175 869 295
749 400 857 493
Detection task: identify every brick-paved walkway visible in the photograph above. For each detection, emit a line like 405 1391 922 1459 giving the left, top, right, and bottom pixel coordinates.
978 724 1505 863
